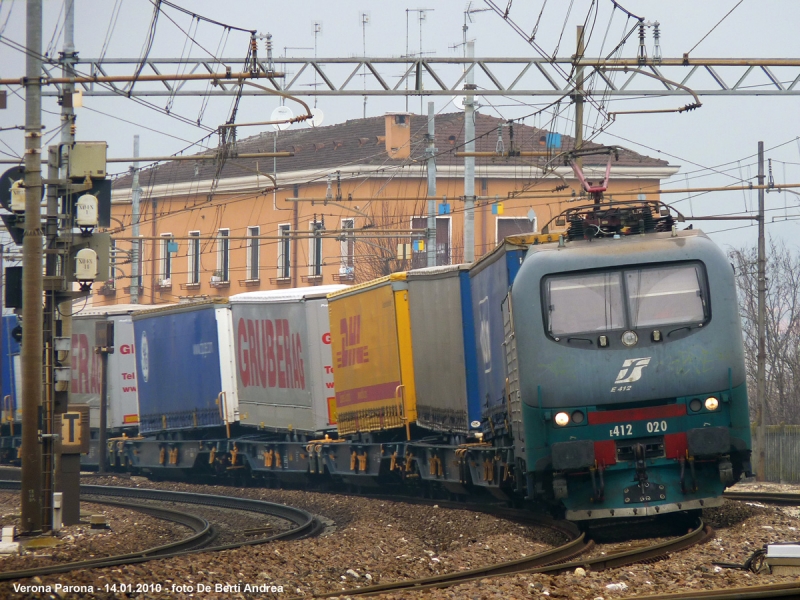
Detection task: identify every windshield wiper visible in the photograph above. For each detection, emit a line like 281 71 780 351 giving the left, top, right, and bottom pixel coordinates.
667 323 704 337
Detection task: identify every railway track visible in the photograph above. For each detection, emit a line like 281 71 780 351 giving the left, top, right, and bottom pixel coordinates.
629 581 800 599
300 519 712 598
723 490 800 505
0 481 322 581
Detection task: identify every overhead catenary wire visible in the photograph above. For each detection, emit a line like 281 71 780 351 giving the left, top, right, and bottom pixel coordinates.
98 0 125 62
686 0 746 56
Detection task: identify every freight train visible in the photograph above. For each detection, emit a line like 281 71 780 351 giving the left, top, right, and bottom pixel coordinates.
0 200 752 521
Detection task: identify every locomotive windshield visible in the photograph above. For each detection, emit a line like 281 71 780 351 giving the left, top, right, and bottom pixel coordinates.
626 265 706 327
545 262 708 336
546 273 625 336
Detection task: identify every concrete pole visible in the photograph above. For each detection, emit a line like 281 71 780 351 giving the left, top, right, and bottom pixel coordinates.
130 136 141 303
21 0 44 535
98 349 108 473
56 0 75 520
41 147 60 534
426 102 436 267
756 141 766 481
60 0 75 146
575 26 585 170
463 41 475 263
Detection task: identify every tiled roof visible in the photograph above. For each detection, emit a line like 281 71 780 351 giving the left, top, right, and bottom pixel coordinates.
112 112 670 190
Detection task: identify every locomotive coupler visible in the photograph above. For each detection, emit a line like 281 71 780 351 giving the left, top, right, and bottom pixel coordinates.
553 473 568 500
718 456 734 485
589 464 605 502
633 442 649 485
679 456 686 493
688 455 698 492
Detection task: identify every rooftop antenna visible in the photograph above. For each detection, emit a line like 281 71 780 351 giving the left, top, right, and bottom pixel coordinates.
313 20 323 108
454 1 491 51
405 8 433 112
448 2 488 112
361 11 370 118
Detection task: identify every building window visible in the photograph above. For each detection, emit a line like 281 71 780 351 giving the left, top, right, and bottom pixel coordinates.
246 225 260 280
278 224 291 279
217 228 230 282
188 231 200 284
411 216 450 268
340 218 354 278
496 216 536 243
309 220 323 277
159 233 173 283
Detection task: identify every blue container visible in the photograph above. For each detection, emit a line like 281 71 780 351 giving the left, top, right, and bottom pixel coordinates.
1 315 20 419
469 240 527 437
133 301 238 434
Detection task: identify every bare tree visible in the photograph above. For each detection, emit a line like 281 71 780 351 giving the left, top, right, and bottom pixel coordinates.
354 199 425 282
730 240 800 425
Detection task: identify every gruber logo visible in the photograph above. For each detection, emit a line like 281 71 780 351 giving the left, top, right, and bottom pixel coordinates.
337 315 369 368
479 296 492 374
140 331 149 383
237 318 305 389
614 357 651 384
70 333 101 394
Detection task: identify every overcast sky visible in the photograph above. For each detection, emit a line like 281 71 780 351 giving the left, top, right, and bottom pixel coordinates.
1 0 799 251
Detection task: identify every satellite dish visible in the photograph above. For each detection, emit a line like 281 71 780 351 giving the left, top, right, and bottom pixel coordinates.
310 108 324 128
271 106 294 131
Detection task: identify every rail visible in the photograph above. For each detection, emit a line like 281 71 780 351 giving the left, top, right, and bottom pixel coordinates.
303 519 711 598
0 481 321 580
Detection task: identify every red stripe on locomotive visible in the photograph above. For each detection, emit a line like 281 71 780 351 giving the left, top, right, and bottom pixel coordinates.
588 403 686 425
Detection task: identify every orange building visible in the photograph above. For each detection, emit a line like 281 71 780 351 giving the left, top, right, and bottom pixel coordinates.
102 112 678 306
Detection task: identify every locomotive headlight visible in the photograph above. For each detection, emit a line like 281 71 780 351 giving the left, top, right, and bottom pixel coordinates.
554 412 570 426
571 410 585 424
689 398 702 412
621 330 638 347
704 397 719 411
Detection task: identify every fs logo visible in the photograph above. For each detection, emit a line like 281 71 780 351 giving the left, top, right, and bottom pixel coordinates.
478 296 492 373
614 357 651 384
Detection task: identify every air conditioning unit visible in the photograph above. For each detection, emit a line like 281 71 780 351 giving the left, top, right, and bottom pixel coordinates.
159 278 171 287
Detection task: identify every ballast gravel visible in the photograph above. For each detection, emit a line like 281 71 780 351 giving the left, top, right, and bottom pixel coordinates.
0 476 798 599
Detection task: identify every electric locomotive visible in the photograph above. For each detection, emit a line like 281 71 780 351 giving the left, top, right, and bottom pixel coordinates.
505 201 752 520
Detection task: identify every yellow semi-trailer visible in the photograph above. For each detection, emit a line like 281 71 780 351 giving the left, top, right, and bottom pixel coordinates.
327 274 417 437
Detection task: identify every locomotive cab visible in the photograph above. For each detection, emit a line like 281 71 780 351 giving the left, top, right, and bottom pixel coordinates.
507 229 752 520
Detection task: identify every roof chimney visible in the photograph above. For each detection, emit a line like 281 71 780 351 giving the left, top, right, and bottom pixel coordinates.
384 113 411 159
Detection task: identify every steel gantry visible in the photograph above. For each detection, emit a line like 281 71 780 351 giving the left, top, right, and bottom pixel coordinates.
25 56 800 98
